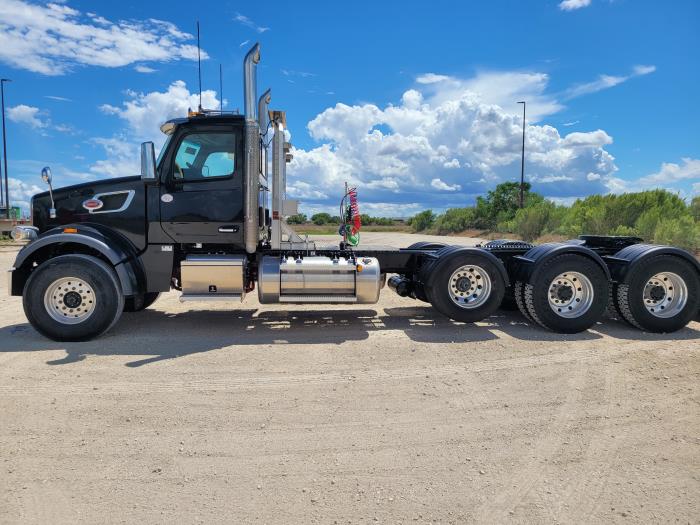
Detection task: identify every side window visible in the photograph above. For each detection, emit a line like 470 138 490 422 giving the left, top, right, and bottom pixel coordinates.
172 132 236 181
203 152 235 178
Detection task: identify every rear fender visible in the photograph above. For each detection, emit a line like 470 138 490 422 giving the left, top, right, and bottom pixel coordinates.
603 243 700 283
513 243 611 283
421 246 510 287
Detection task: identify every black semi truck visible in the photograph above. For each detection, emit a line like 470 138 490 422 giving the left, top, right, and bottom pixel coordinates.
8 44 700 341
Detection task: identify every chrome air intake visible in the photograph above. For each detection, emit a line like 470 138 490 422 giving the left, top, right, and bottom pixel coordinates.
258 255 382 304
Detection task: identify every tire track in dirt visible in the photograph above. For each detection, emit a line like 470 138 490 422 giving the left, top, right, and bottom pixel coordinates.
472 359 589 521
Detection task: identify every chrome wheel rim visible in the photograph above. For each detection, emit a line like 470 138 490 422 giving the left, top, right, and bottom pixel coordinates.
643 272 688 318
448 265 491 309
44 277 96 324
547 271 594 318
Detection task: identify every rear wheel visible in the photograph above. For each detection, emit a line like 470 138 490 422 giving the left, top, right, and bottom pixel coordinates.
613 255 699 333
23 255 124 341
523 254 608 333
426 252 505 323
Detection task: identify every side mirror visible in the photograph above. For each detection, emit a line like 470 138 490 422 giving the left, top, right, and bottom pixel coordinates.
41 166 56 218
140 141 157 181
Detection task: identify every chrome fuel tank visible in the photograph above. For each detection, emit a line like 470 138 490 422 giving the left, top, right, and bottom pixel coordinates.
258 255 381 304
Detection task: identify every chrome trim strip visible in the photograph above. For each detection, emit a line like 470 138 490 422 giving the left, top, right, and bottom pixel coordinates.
89 190 135 214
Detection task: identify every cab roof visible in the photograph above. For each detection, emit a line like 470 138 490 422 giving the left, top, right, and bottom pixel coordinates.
160 111 245 135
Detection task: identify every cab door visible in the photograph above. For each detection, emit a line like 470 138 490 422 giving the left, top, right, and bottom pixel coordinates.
159 127 245 245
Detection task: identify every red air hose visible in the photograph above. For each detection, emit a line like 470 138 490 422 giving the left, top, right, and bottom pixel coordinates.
348 188 361 235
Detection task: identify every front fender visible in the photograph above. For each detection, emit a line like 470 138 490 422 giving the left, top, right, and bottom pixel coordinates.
10 225 142 296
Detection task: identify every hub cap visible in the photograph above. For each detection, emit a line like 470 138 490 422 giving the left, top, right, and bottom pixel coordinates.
643 272 688 318
448 265 492 309
547 271 594 318
44 277 96 324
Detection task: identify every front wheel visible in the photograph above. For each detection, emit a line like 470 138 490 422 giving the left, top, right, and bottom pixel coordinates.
23 255 124 342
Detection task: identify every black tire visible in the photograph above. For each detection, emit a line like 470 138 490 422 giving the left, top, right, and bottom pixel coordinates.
23 254 124 342
425 252 505 323
514 280 535 323
523 254 608 333
499 288 519 311
613 255 700 333
124 292 161 312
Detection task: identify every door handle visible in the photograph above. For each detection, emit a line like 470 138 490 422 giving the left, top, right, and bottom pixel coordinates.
218 225 239 233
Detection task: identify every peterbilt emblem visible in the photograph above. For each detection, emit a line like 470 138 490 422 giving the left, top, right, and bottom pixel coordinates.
82 198 104 211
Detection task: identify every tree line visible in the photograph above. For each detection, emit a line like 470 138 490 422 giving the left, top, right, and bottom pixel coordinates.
407 182 700 252
287 213 396 226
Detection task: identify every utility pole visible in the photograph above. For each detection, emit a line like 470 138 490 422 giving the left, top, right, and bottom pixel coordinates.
1 78 11 219
517 100 526 209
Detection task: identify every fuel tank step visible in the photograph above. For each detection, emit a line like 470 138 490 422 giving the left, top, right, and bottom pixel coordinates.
179 294 244 302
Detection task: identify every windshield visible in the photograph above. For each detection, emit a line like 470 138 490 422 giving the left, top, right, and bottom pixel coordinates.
156 135 172 168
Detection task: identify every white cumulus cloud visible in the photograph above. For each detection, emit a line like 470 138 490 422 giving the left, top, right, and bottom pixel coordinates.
0 1 204 75
99 81 220 142
7 104 48 129
431 178 461 191
638 158 700 186
287 71 621 215
92 81 220 178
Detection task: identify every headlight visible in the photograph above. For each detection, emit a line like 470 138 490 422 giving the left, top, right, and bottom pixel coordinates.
10 226 39 241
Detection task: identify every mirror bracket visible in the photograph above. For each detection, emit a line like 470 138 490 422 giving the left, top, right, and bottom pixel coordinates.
41 166 56 218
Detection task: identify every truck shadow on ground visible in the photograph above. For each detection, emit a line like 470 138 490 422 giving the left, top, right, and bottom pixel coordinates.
1 306 698 367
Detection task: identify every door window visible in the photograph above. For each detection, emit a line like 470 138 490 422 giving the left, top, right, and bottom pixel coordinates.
173 132 236 181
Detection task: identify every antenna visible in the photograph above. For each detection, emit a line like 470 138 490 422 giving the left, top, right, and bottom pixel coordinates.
196 21 202 111
219 64 223 114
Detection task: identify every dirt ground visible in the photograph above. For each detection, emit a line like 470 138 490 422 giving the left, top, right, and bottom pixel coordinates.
1 233 698 524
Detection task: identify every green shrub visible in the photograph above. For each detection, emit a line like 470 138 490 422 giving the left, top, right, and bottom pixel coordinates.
652 216 700 252
408 210 436 231
311 212 333 225
513 201 556 241
690 196 700 221
433 207 476 234
286 213 307 224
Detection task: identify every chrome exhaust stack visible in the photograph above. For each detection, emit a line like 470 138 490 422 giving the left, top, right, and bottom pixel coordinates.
244 44 261 120
243 43 261 254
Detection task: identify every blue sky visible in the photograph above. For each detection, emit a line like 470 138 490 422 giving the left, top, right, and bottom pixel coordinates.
1 0 698 216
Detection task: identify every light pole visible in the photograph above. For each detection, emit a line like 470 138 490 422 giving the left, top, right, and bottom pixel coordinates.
517 100 526 209
1 78 10 219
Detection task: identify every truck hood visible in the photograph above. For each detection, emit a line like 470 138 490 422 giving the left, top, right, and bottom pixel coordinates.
32 175 145 236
